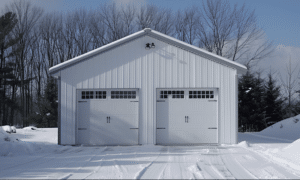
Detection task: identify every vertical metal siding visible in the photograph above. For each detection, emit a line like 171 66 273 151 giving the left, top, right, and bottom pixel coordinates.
224 67 230 143
60 76 66 144
67 68 75 144
59 35 238 145
235 74 239 144
231 69 237 143
189 54 195 87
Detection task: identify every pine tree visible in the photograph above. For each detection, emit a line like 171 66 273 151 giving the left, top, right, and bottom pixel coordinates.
238 71 266 132
0 12 22 125
252 72 266 130
263 73 284 125
29 77 58 127
43 77 58 127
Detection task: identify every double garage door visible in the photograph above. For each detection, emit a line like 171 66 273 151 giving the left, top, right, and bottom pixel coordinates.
76 88 218 145
76 89 139 145
156 88 218 145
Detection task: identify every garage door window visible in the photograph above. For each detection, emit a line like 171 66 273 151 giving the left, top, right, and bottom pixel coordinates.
111 91 136 99
82 91 94 99
189 91 214 99
96 91 107 99
160 90 184 99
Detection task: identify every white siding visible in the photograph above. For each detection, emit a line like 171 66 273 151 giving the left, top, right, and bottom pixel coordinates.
60 35 238 145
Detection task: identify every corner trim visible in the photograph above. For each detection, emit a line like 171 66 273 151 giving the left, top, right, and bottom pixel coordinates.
58 76 61 145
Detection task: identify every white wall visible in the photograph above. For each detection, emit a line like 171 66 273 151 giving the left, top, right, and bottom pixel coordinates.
60 35 237 145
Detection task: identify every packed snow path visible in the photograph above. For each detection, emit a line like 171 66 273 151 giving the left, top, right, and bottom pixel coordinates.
0 145 300 179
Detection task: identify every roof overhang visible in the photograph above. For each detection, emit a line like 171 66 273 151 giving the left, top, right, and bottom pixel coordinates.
49 28 247 75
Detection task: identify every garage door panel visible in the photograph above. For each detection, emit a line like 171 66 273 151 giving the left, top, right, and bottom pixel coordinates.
77 89 139 145
156 101 169 128
77 102 90 144
168 100 189 129
156 88 218 145
108 101 138 115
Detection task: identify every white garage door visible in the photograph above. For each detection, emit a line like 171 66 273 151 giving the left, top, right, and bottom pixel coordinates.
77 89 139 145
156 89 218 145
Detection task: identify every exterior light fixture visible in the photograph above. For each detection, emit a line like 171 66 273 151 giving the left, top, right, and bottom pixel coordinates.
145 43 151 50
151 43 155 48
145 42 155 50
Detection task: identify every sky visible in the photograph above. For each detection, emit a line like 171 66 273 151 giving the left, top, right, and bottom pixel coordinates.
0 0 299 83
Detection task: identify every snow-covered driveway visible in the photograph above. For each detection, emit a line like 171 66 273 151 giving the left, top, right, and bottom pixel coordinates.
1 144 300 179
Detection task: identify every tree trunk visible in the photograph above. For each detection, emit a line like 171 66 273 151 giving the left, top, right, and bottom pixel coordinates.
9 83 16 126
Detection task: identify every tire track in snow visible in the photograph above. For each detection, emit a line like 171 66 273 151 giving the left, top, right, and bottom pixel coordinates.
0 146 89 178
44 146 106 179
197 147 235 179
62 146 109 179
0 146 83 173
136 146 169 179
234 146 300 179
83 146 142 179
221 148 258 179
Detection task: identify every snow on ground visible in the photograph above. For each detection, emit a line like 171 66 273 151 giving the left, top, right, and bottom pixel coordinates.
1 125 12 133
259 114 300 141
237 114 300 172
0 115 300 179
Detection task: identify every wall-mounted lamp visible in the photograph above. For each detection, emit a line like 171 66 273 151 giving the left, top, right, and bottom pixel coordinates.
145 42 155 50
151 42 155 48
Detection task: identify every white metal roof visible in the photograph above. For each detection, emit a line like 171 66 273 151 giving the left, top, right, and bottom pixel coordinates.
49 28 247 75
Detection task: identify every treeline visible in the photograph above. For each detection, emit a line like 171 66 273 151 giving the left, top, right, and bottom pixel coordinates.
0 0 298 130
239 69 300 132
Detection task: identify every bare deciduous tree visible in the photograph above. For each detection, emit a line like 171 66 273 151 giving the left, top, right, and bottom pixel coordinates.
89 11 108 49
120 3 137 36
136 4 158 30
99 2 124 42
197 0 274 67
73 8 93 55
279 57 300 118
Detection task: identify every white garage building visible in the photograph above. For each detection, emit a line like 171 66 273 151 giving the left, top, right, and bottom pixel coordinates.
49 28 247 146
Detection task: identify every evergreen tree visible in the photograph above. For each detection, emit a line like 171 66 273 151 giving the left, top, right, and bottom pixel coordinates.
251 72 266 130
29 77 58 127
43 77 58 127
263 73 284 125
238 71 265 132
0 12 22 125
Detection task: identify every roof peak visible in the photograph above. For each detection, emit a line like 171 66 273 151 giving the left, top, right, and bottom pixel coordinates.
144 28 152 33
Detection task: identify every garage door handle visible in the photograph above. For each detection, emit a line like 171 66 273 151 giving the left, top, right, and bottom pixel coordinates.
78 128 87 130
78 101 87 103
157 100 165 102
208 100 217 102
157 128 165 129
208 127 217 129
107 116 111 123
185 116 189 123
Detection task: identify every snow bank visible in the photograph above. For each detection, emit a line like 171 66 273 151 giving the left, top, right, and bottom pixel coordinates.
0 127 59 157
11 126 16 133
279 138 300 163
23 126 38 131
259 114 300 141
0 128 9 141
237 141 250 148
241 115 300 171
1 125 12 133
